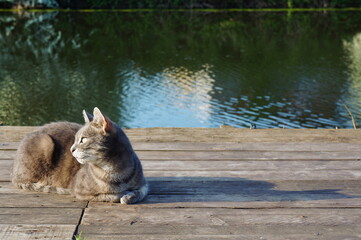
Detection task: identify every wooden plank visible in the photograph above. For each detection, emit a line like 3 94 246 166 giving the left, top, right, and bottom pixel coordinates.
2 160 361 181
0 160 12 181
135 199 361 209
122 178 361 208
78 225 361 240
4 141 361 152
0 127 38 142
2 167 361 181
142 170 361 180
2 179 361 196
0 142 18 150
0 193 87 208
78 224 361 235
75 234 361 240
3 159 361 173
99 177 361 207
142 160 361 171
136 150 361 160
87 197 361 209
2 127 361 143
0 208 83 224
1 180 360 208
140 193 361 205
81 207 361 226
0 224 77 240
3 149 361 161
146 179 361 195
0 151 15 160
1 179 360 208
133 142 361 151
148 178 361 192
126 128 361 143
0 182 87 208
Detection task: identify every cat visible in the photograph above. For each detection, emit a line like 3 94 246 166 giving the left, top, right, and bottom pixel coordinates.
12 107 148 204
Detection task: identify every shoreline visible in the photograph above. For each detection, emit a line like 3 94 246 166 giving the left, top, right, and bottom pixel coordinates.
0 0 360 11
1 7 361 12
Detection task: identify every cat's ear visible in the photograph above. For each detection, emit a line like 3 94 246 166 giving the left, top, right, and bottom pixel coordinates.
93 107 114 134
83 110 93 123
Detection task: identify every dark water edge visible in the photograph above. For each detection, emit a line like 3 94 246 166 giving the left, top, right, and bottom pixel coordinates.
1 11 361 128
1 0 361 10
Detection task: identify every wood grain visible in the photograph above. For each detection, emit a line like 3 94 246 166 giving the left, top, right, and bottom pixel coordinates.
0 208 83 224
2 127 361 143
3 141 361 151
78 225 361 240
2 149 361 161
1 127 361 239
0 224 77 240
2 161 361 181
81 207 361 226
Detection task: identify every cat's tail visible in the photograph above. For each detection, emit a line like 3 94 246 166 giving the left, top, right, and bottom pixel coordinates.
120 182 149 204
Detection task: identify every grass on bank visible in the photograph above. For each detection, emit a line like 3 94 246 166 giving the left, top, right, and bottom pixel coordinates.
74 231 86 240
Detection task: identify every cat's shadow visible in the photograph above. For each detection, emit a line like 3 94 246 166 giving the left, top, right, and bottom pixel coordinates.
144 177 361 204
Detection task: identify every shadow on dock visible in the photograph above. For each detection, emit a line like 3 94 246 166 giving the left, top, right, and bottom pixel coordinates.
144 177 361 204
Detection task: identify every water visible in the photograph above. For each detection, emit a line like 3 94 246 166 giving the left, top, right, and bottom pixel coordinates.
1 10 361 128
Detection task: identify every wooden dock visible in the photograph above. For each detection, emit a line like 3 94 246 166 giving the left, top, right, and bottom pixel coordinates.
1 127 361 239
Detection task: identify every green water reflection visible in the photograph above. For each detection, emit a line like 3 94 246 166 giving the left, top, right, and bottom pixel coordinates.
1 11 361 128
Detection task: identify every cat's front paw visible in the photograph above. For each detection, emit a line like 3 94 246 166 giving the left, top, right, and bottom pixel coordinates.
120 192 136 204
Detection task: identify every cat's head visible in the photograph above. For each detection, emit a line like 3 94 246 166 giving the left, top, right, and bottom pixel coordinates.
70 107 131 166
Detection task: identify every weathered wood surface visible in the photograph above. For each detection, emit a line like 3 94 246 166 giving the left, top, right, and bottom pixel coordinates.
1 126 361 239
1 126 361 143
0 225 77 240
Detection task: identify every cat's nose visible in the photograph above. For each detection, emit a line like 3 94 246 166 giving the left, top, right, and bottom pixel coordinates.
70 145 76 153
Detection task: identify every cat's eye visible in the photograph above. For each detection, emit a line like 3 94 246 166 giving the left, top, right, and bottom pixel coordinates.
80 137 88 144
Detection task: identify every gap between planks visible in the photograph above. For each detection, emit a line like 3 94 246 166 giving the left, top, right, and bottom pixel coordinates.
2 142 361 151
2 127 361 143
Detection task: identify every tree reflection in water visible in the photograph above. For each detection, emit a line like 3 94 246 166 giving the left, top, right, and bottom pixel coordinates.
1 11 361 128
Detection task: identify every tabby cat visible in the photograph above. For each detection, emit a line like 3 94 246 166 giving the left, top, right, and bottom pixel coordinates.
12 107 148 204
